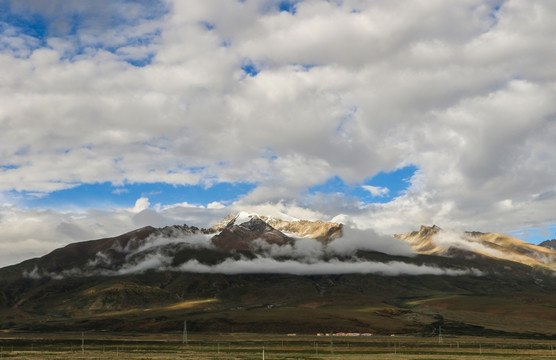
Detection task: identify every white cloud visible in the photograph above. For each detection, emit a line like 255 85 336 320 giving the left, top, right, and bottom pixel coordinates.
1 0 556 266
29 256 483 278
20 222 482 278
361 185 390 197
111 187 129 195
327 227 413 257
130 197 150 213
175 258 481 276
249 226 413 260
0 198 228 267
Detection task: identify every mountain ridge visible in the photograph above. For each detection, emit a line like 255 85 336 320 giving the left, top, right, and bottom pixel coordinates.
0 215 554 336
540 239 556 251
396 225 556 271
6 216 555 277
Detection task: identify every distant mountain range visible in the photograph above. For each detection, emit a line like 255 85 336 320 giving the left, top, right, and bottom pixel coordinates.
0 213 554 337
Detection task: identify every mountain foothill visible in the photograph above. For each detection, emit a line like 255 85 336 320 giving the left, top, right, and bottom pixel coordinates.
0 213 554 337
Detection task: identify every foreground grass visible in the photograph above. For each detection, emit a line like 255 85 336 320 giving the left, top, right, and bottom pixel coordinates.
0 332 555 359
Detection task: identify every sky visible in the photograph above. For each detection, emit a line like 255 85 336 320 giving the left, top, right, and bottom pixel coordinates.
1 0 556 267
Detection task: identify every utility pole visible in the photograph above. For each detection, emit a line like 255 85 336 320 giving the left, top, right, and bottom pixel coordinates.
330 330 334 354
438 326 443 344
183 320 188 345
81 332 84 354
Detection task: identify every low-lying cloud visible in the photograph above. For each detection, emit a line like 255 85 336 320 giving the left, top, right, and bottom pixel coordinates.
173 258 483 277
23 227 483 278
432 230 509 259
328 227 414 257
431 229 556 267
251 227 414 261
26 254 482 278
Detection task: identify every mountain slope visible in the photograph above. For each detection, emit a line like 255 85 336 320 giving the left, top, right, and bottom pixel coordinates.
211 217 295 251
0 217 554 336
209 212 343 242
395 225 556 270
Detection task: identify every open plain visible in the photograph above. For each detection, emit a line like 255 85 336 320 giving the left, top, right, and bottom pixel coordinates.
0 332 555 359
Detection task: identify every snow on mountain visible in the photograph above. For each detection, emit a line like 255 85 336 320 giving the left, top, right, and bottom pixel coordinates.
206 214 555 271
208 212 342 242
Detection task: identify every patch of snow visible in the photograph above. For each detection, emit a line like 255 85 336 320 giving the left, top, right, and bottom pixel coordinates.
235 211 256 225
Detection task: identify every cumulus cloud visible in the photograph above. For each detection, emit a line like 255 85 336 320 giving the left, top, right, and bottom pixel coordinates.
130 197 150 213
0 198 226 267
2 0 556 266
0 237 65 268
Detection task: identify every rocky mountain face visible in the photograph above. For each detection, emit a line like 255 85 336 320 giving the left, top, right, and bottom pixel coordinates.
209 212 343 243
395 225 556 271
540 239 556 251
0 215 555 336
209 212 342 251
2 214 345 279
211 217 295 251
260 216 343 243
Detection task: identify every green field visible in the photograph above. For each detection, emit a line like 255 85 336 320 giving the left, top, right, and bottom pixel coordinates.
0 332 555 359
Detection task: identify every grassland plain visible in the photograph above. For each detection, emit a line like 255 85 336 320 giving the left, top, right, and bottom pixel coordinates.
0 332 555 359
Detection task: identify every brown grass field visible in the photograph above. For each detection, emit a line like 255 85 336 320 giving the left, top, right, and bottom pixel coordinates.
0 332 555 359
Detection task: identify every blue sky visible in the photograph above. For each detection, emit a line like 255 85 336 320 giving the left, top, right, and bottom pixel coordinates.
1 0 556 266
18 181 256 210
14 165 417 210
0 0 166 63
509 227 556 246
309 166 418 204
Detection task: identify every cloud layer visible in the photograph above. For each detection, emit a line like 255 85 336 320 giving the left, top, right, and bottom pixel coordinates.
2 0 556 266
23 226 482 278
